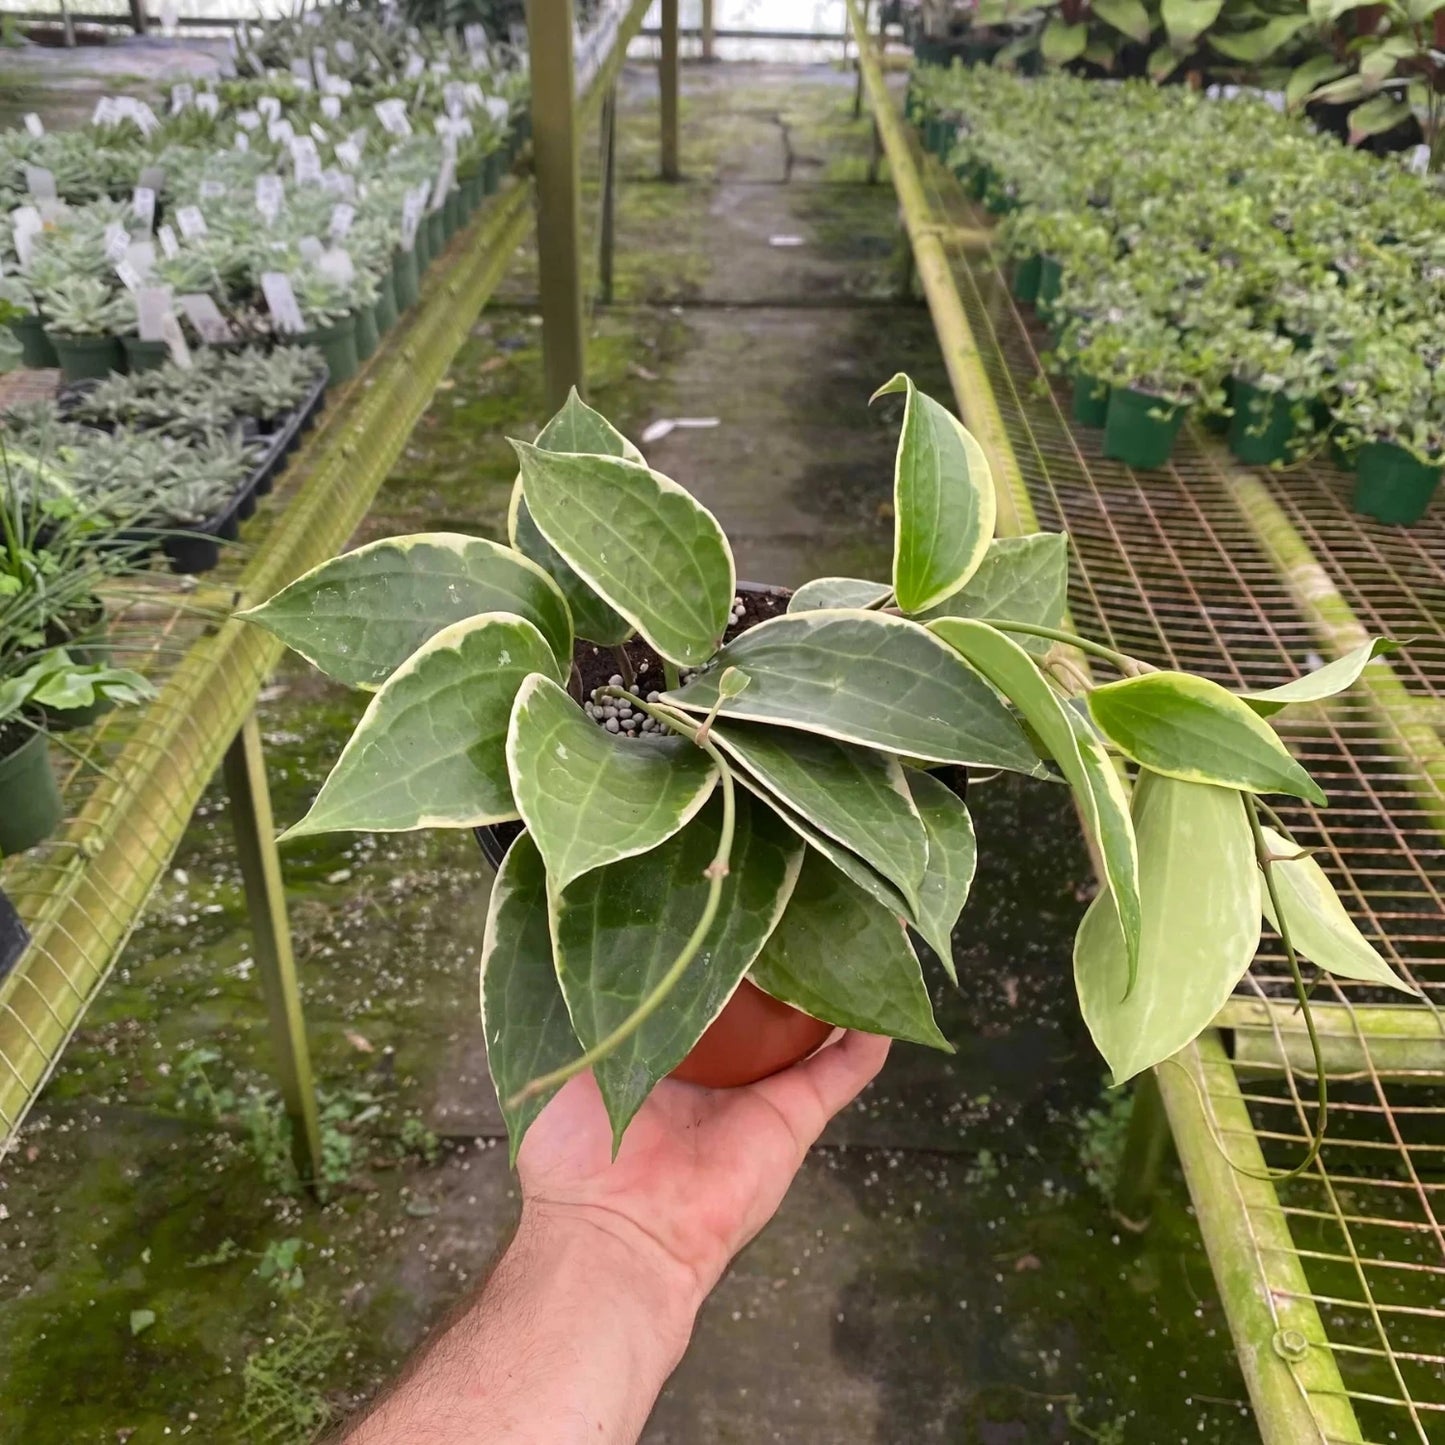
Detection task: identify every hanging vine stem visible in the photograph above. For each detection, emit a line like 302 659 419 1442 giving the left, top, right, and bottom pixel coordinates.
502 690 736 1111
977 619 1157 678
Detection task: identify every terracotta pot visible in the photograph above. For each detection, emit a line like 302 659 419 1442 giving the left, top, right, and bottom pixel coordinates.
669 980 833 1088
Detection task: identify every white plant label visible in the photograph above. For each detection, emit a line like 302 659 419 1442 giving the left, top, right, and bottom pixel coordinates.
290 57 314 88
320 169 353 198
329 203 356 239
298 235 324 263
158 224 180 259
171 83 194 113
334 38 356 63
236 109 261 130
321 95 342 121
104 223 132 264
23 114 43 138
310 122 330 143
131 186 156 232
261 272 306 335
404 52 426 81
430 150 456 212
257 96 282 121
197 92 219 118
92 96 119 126
268 117 296 146
124 240 156 275
161 312 192 368
115 259 144 292
139 164 166 193
400 187 427 250
176 205 208 239
374 98 412 137
255 174 285 224
335 140 362 171
199 178 225 200
23 166 56 200
11 206 42 268
179 293 232 343
137 285 172 341
484 96 510 125
234 132 250 154
159 0 178 31
318 247 355 286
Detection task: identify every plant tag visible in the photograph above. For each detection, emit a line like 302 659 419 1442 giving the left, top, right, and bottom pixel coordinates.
115 259 144 292
179 293 232 343
171 82 194 113
329 202 355 239
464 82 485 109
161 311 192 369
255 174 285 224
139 164 166 193
23 166 56 200
176 205 207 239
431 57 452 75
335 139 362 170
310 121 329 144
320 169 353 198
92 96 118 126
484 96 510 125
131 186 156 232
292 145 322 188
137 285 172 340
375 98 412 136
23 113 43 138
234 132 250 154
130 101 161 137
298 235 325 263
312 44 329 76
321 94 342 121
261 272 306 334
400 187 427 250
267 117 296 146
443 80 466 116
197 91 219 117
125 239 155 273
199 172 226 197
257 95 282 121
11 207 41 267
318 247 354 286
236 108 261 130
158 224 180 259
334 38 356 63
404 51 426 81
104 223 131 263
290 57 315 90
430 150 456 212
463 22 487 55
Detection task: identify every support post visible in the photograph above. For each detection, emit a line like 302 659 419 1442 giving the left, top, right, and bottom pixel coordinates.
58 0 75 46
528 0 587 408
868 115 882 184
660 0 680 181
1112 1071 1170 1227
599 84 618 306
222 713 323 1191
128 0 148 35
853 0 869 119
701 0 715 61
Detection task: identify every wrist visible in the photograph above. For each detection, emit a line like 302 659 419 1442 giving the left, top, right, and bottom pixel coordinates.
516 1200 702 1369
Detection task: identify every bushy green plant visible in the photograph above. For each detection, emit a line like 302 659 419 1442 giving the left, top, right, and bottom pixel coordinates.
242 384 1413 1158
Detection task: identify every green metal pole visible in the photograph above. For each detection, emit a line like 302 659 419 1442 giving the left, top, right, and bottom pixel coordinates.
660 0 680 182
528 0 587 408
599 84 617 307
853 0 869 119
701 0 715 61
222 712 323 1191
1112 1072 1170 1227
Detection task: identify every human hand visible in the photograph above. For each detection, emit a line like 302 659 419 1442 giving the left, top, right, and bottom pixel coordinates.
517 1030 890 1319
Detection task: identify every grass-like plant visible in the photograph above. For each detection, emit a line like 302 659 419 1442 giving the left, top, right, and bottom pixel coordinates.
242 380 1413 1159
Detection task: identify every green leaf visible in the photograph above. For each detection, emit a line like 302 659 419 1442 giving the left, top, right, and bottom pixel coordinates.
1040 16 1091 63
873 373 996 615
1406 0 1445 21
1092 0 1154 44
1074 771 1261 1083
506 388 640 647
282 614 561 839
1148 43 1184 80
788 577 893 613
1309 0 1376 22
710 719 928 913
1240 639 1399 716
750 849 952 1049
922 532 1071 654
1258 827 1418 995
1286 54 1349 109
1209 13 1312 59
1087 671 1326 805
1082 36 1121 68
1162 0 1223 47
239 533 574 687
1348 93 1414 143
666 610 1045 775
903 770 976 978
479 833 581 1164
512 442 735 667
930 618 1142 993
506 674 717 892
553 793 803 1143
1300 71 1378 105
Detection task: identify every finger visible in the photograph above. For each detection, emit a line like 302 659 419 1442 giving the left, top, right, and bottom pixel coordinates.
751 1030 891 1148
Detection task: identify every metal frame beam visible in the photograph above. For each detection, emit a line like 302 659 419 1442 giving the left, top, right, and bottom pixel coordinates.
660 0 680 181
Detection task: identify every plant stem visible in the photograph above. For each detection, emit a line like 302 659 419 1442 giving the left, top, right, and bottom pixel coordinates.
1243 792 1328 1181
662 659 681 691
503 702 734 1112
978 619 1155 677
610 646 634 690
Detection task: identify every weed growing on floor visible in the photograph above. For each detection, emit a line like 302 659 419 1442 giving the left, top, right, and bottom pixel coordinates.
239 1304 345 1444
1075 1086 1136 1200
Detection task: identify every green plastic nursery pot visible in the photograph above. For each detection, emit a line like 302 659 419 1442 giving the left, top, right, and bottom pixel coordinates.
484 150 505 195
426 209 446 258
1227 380 1298 466
48 331 124 382
1071 369 1110 428
121 335 170 374
1035 257 1063 321
373 271 398 334
353 304 379 362
392 248 420 310
289 315 359 388
9 313 59 368
1102 386 1185 470
443 191 462 238
1352 442 1443 526
414 222 433 271
1011 254 1042 304
1331 434 1358 472
0 729 63 857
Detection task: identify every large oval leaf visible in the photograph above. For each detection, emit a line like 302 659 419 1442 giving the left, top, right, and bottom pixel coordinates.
1088 671 1326 805
1041 16 1090 63
1240 638 1398 717
710 719 928 912
506 673 717 892
1162 0 1223 47
750 849 951 1050
512 441 735 667
665 610 1044 775
1092 0 1153 42
930 618 1141 993
922 532 1070 654
280 613 561 840
506 388 639 647
1258 826 1418 995
1074 771 1261 1083
479 833 580 1164
903 769 976 978
787 576 893 614
239 533 574 686
873 373 996 616
553 793 803 1144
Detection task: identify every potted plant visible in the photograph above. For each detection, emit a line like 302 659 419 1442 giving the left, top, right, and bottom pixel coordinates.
35 276 134 382
240 379 1410 1156
285 272 360 387
1222 323 1327 467
1 275 59 370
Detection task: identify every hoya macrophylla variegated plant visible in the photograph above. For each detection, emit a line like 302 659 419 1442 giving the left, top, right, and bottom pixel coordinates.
239 378 1414 1160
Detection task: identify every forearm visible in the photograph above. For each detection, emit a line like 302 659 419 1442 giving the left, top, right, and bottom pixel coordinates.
343 1205 700 1444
